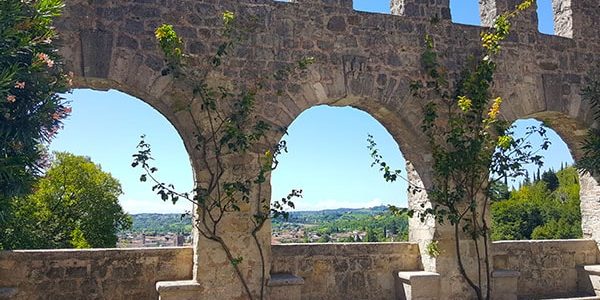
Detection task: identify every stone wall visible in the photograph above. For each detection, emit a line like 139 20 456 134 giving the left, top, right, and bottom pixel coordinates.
3 241 600 299
0 247 193 300
492 239 599 299
270 243 422 300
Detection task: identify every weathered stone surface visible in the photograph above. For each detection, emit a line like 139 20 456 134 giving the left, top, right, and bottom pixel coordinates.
0 247 193 299
271 243 421 300
492 240 600 299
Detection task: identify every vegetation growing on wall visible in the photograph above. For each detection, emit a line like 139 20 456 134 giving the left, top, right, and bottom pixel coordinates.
578 64 600 174
370 1 542 299
133 12 309 300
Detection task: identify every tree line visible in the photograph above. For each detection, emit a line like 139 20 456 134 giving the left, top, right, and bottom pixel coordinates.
491 166 582 240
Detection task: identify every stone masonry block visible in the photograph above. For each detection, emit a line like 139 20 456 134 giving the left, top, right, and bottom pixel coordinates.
396 271 440 300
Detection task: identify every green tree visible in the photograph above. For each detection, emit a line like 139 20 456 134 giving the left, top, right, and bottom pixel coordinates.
365 227 379 242
5 152 131 249
491 166 582 240
0 0 72 194
489 181 510 202
541 169 559 191
0 0 72 249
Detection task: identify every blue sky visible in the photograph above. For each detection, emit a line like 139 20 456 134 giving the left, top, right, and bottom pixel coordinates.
50 0 563 213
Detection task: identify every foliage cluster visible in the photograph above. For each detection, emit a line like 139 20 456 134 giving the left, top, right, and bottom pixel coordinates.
579 63 600 174
0 0 131 251
3 153 132 249
0 0 72 199
491 166 582 240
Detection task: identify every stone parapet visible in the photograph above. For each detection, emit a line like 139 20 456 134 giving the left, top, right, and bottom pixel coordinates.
492 269 520 300
271 242 422 300
0 247 193 300
492 239 600 299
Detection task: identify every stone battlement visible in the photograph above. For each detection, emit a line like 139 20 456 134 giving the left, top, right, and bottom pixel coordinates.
280 0 598 40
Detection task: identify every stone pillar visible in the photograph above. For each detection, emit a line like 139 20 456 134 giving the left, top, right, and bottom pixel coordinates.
158 152 273 299
552 0 600 39
390 0 451 20
579 173 600 241
479 0 538 31
407 161 492 299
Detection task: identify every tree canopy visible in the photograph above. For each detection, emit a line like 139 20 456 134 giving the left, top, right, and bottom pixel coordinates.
0 0 72 198
2 152 131 249
491 166 581 240
0 0 72 247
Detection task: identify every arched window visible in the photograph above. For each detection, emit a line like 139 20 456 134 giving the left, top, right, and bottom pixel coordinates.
271 105 409 243
490 118 578 241
47 89 194 248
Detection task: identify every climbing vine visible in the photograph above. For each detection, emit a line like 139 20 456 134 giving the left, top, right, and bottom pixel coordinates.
369 1 547 299
133 12 308 300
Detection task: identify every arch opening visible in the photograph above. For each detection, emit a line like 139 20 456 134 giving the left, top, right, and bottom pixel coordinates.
490 118 580 241
270 105 410 244
10 88 195 249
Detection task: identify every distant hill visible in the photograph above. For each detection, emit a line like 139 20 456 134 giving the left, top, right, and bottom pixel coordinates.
124 206 407 240
281 205 391 224
125 213 193 234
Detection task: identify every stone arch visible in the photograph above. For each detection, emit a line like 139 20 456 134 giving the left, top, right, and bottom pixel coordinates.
264 74 438 268
511 110 600 241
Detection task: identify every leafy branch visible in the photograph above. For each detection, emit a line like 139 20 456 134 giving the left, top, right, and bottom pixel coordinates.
132 12 308 300
369 2 543 299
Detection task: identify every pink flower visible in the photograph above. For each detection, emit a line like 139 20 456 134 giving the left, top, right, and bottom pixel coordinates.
37 53 49 61
14 81 25 89
63 106 72 114
36 53 54 68
52 112 60 120
6 95 16 103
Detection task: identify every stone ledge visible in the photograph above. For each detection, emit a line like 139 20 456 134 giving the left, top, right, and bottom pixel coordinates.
492 269 520 278
584 265 600 276
397 271 440 282
268 273 305 287
396 271 440 300
156 280 202 293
